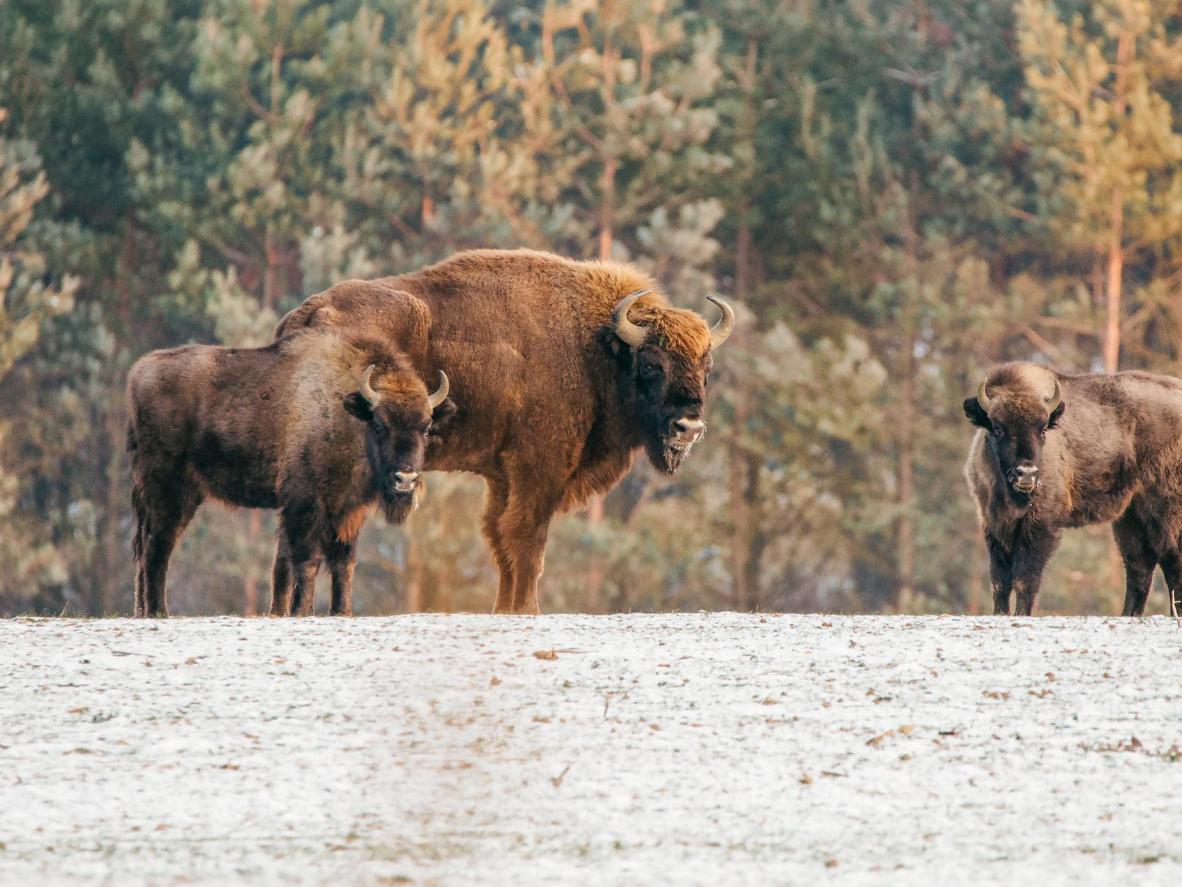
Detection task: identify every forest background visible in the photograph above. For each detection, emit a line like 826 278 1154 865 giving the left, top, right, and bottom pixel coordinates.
3 0 1182 616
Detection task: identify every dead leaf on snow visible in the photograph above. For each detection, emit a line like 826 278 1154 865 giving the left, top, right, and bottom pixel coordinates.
550 764 572 789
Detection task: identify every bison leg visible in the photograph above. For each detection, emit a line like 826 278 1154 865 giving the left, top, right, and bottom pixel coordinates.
985 533 1013 615
289 558 322 616
1159 551 1182 618
1113 510 1157 617
131 483 148 617
326 539 356 616
137 481 201 618
481 477 515 613
270 536 294 616
280 502 323 616
1010 528 1060 616
499 485 560 616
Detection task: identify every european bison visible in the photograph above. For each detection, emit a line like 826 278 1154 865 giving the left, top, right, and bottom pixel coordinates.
275 249 734 614
964 361 1182 617
127 326 450 617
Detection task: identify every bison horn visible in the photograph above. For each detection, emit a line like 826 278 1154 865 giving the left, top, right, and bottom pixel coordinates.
977 378 993 413
707 296 735 348
612 290 651 348
1046 377 1062 412
359 364 381 407
427 370 449 410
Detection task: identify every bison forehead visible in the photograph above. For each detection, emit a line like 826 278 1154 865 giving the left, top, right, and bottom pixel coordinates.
632 304 712 361
989 402 1052 429
373 373 429 405
984 363 1059 419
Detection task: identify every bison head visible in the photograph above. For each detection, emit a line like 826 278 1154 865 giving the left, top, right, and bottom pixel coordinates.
344 365 451 523
964 365 1064 502
603 290 734 473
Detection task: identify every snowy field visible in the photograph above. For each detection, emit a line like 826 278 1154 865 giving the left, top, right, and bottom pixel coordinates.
1 614 1180 886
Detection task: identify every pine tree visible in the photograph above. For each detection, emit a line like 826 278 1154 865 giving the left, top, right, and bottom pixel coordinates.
0 108 77 379
1019 0 1182 372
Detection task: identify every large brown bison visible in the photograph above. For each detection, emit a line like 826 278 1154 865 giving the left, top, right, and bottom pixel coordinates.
275 249 734 614
127 325 450 617
964 361 1182 617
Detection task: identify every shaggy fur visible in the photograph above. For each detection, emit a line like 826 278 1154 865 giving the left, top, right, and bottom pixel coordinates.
963 361 1182 616
127 320 448 617
275 248 727 614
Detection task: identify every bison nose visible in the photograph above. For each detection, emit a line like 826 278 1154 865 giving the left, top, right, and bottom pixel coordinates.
674 417 706 438
392 471 419 493
1012 464 1039 492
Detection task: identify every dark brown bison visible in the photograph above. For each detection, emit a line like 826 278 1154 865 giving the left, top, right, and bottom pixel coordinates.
964 361 1182 617
275 249 734 614
127 325 450 617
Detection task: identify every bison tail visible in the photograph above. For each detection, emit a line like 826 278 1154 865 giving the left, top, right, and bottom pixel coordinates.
126 420 146 563
130 481 147 563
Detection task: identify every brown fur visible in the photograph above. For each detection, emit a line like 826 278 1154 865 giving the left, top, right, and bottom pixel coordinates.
964 361 1182 616
275 248 727 614
128 314 444 618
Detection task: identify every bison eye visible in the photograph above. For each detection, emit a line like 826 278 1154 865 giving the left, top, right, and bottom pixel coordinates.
992 425 1007 438
640 362 663 380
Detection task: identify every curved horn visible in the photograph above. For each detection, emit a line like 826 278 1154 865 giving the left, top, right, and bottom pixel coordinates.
707 295 735 348
359 364 381 407
976 378 993 413
1045 377 1062 412
612 290 650 348
427 370 449 411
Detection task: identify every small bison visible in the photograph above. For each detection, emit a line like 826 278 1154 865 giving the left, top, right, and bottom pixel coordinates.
127 328 450 617
964 361 1182 616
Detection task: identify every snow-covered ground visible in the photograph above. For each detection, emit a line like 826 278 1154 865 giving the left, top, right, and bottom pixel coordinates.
1 614 1180 885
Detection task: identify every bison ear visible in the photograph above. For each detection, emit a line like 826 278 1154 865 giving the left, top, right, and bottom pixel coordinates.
343 392 373 423
963 397 991 429
430 396 458 431
598 326 629 361
1048 400 1065 429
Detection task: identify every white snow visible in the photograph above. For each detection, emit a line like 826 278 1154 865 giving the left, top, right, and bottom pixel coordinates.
1 614 1180 885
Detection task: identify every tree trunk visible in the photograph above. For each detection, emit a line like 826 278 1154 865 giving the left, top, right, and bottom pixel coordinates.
1103 30 1132 374
1103 189 1124 373
405 555 424 613
729 204 763 611
730 447 763 611
92 392 126 615
262 227 280 312
895 329 917 613
242 510 261 616
597 157 617 265
583 156 618 610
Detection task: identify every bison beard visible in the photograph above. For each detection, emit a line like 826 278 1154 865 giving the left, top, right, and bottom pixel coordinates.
273 250 734 614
